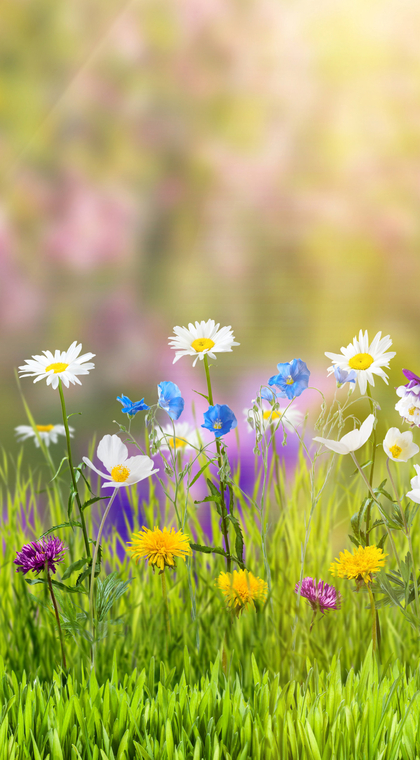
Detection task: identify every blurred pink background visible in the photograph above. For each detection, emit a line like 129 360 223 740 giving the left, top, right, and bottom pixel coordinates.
1 0 420 460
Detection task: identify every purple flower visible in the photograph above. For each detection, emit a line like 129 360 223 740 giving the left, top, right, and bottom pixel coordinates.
402 369 420 391
295 577 341 614
14 536 67 576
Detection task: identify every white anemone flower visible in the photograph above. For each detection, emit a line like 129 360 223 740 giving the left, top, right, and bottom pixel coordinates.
395 395 420 427
244 405 304 434
325 330 395 395
15 424 73 448
155 421 199 453
407 464 420 504
19 341 95 390
83 434 158 489
313 414 375 455
383 428 419 462
169 320 239 366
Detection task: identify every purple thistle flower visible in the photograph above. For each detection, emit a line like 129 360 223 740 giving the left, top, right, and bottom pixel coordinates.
14 536 67 576
295 577 342 615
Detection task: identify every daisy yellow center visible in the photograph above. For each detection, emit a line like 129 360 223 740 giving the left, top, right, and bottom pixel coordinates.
263 410 281 421
36 424 55 432
389 444 402 458
286 376 294 385
111 464 130 482
168 437 187 449
214 421 223 429
348 353 373 370
191 338 215 353
45 362 69 374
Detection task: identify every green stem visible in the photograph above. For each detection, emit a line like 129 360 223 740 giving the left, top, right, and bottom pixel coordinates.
161 571 171 637
367 583 377 654
350 452 402 576
386 459 420 620
58 380 91 560
203 355 231 571
365 386 377 544
46 567 67 671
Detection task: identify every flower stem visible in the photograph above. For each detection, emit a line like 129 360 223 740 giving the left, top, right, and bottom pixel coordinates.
161 571 171 637
309 610 317 633
386 459 420 620
90 488 118 612
365 386 377 544
350 452 402 575
366 583 377 654
203 355 231 571
46 568 67 671
58 380 91 561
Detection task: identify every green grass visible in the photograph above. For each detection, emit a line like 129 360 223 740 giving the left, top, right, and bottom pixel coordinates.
0 437 419 690
0 648 420 759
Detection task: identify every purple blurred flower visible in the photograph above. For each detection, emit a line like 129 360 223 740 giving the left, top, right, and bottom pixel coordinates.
402 369 420 391
295 577 341 614
14 536 66 576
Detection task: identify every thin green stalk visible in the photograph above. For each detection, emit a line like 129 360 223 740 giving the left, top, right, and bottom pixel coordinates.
58 380 91 560
203 355 231 571
161 571 171 637
367 583 377 654
46 567 67 671
386 459 420 620
350 452 402 575
365 386 377 543
90 488 119 612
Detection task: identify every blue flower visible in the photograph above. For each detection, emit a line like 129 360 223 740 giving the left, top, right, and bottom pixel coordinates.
268 359 310 400
260 386 279 403
202 404 237 438
117 395 150 416
333 366 357 388
158 381 185 421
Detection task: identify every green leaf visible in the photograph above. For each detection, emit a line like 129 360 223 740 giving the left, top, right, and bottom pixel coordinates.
40 522 82 538
192 389 209 401
227 514 245 569
81 496 108 511
61 558 89 581
49 456 69 483
190 543 229 558
189 458 218 488
25 578 87 594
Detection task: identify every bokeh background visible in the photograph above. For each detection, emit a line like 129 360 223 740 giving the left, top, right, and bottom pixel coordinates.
1 0 420 460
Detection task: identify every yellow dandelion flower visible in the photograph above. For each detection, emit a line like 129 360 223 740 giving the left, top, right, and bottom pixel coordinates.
330 545 387 584
127 526 191 572
216 569 268 615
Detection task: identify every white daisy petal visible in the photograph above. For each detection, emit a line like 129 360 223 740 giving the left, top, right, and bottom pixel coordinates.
325 330 396 395
18 341 95 389
168 319 239 366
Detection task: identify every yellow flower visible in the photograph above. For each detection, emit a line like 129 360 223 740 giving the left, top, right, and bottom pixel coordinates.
216 569 268 615
127 526 191 572
330 545 387 584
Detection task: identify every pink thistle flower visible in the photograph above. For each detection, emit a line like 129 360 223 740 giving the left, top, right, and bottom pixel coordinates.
14 536 66 576
295 577 342 616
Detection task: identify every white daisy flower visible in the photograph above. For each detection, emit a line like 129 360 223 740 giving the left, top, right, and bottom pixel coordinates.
18 341 95 390
383 427 419 462
155 421 199 453
325 330 395 396
244 405 304 434
15 424 74 448
313 414 374 455
83 434 158 489
169 320 239 367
